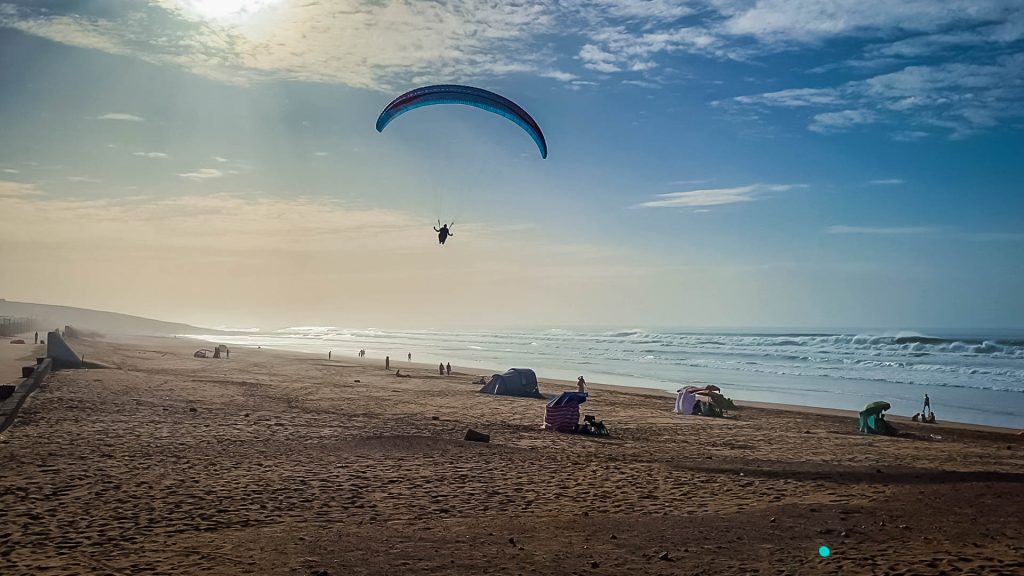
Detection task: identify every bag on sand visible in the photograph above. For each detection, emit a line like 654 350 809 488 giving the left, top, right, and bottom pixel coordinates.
579 414 610 437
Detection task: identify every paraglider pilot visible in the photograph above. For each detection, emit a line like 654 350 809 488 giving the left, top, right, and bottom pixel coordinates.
434 221 454 245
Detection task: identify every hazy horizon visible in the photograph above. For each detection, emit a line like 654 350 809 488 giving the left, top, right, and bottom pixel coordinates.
6 297 1024 339
2 1 1023 330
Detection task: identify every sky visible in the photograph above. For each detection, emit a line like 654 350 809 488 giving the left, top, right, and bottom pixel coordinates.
0 0 1022 331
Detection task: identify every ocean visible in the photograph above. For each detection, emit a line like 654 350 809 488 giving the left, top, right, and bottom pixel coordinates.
183 327 1024 429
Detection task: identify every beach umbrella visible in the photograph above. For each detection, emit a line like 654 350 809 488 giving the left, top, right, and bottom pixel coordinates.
861 401 891 415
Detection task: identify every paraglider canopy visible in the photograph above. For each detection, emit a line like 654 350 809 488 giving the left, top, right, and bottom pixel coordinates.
376 84 548 159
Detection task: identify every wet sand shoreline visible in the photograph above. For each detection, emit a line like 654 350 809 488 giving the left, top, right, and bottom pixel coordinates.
186 335 1024 435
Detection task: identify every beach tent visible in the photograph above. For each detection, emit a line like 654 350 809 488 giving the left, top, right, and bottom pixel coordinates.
858 401 898 436
674 386 700 415
479 368 543 398
544 391 587 432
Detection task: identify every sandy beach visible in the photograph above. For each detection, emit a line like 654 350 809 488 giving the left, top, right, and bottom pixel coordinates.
1 337 43 386
2 335 1023 575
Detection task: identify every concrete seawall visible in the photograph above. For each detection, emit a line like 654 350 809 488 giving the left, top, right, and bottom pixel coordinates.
47 330 82 369
0 357 52 433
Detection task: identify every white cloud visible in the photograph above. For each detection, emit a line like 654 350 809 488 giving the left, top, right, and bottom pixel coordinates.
0 1 733 89
1 168 19 174
579 43 621 73
178 168 224 181
0 180 43 198
732 88 843 108
97 113 144 122
1 1 561 91
728 54 1024 138
633 183 803 208
132 152 170 159
212 156 230 163
540 70 578 82
963 232 1024 242
866 32 988 59
591 0 694 20
0 192 426 252
572 1 1023 86
891 131 930 141
1 0 1020 139
869 178 904 185
581 25 736 75
67 176 101 183
826 225 937 235
623 79 660 88
636 185 757 208
809 109 878 133
763 184 808 192
313 152 329 157
720 0 1017 43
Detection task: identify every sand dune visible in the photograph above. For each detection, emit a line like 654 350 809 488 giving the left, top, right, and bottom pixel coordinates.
0 300 228 337
1 336 1022 575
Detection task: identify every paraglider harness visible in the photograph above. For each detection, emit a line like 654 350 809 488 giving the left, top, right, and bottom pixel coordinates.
435 220 455 245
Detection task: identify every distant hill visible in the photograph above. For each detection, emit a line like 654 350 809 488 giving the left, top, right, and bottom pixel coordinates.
0 300 226 336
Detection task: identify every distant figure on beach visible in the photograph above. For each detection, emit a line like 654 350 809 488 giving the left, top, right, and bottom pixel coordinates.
328 351 332 360
358 349 365 358
923 394 931 416
396 369 410 378
408 353 412 362
439 362 445 376
225 347 230 359
34 331 38 344
446 362 451 375
434 222 454 245
577 376 587 394
386 356 390 370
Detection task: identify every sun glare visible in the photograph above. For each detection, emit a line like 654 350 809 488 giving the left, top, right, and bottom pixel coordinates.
176 0 281 21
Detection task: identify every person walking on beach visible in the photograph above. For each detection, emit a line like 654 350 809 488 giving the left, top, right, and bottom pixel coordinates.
386 355 390 370
577 376 588 394
438 362 445 376
34 331 38 344
923 394 931 417
328 351 332 360
446 362 451 376
408 353 412 362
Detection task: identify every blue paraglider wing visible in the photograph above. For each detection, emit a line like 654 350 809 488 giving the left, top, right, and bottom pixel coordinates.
376 85 547 159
